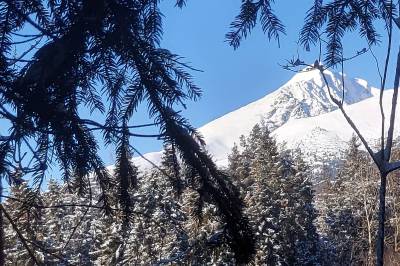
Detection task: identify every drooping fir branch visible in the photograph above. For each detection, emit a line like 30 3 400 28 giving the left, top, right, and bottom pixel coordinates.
102 3 256 260
175 0 187 8
300 0 324 51
116 34 254 260
226 0 285 49
299 0 395 67
141 85 255 263
3 0 57 41
115 120 138 219
161 142 184 197
0 0 255 263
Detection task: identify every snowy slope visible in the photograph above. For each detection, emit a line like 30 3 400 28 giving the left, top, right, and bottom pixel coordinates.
274 90 398 171
134 69 385 171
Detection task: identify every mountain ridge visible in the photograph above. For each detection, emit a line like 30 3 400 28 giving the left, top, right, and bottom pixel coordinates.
133 69 390 174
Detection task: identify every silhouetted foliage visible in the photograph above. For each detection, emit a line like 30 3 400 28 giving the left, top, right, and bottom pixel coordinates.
229 0 396 66
226 0 285 49
0 0 254 263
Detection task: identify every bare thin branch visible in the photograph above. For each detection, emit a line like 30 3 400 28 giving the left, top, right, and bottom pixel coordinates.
0 204 42 265
319 68 381 169
381 4 393 160
385 46 400 162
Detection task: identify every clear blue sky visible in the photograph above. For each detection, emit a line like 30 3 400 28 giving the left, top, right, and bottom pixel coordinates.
126 0 399 158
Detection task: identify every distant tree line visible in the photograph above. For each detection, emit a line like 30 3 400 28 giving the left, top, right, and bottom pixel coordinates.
5 123 400 265
318 136 400 265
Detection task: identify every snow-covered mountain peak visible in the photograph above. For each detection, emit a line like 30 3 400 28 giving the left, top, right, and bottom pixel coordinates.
258 69 374 130
280 69 373 103
134 70 380 173
184 70 377 166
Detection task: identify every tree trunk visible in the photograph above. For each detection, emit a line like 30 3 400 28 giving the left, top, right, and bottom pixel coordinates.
376 172 388 266
364 192 373 261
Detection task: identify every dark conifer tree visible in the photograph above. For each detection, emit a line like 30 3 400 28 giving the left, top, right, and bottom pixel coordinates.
91 217 126 265
280 153 320 265
42 179 65 265
161 143 183 197
0 1 254 262
3 183 45 265
228 122 320 265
